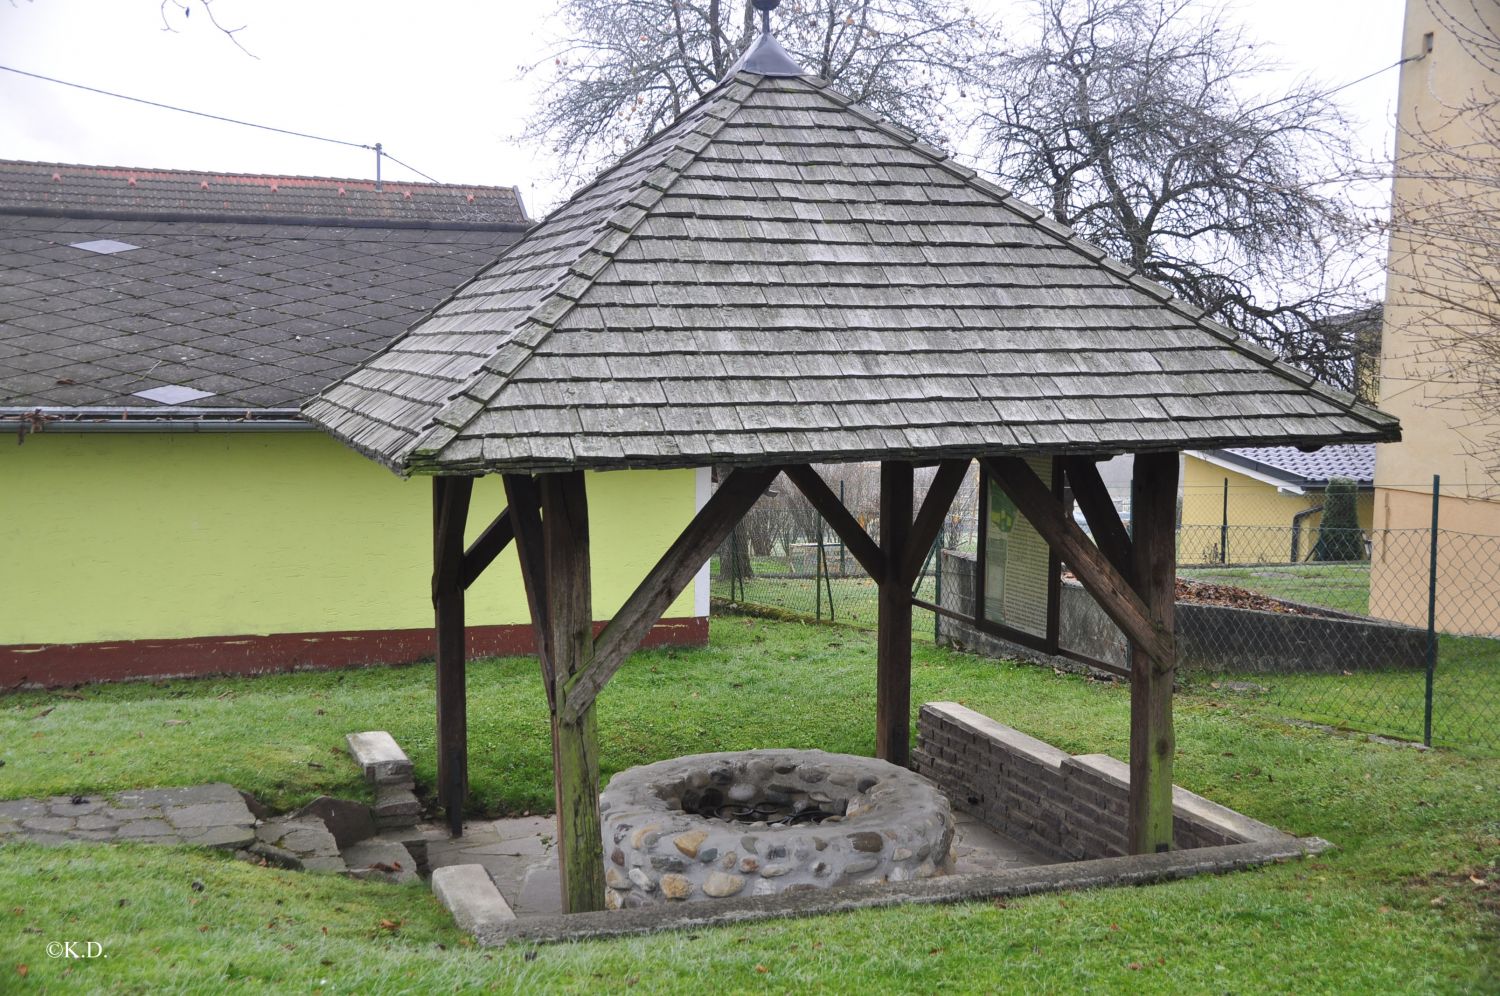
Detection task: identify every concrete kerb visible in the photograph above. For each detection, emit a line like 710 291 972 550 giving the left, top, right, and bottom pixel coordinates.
475 836 1331 946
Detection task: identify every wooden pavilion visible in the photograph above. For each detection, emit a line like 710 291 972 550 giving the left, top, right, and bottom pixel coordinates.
304 18 1398 915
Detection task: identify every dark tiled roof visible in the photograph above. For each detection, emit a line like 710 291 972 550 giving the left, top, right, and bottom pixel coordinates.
305 73 1400 476
1215 444 1375 486
0 208 526 412
0 160 528 228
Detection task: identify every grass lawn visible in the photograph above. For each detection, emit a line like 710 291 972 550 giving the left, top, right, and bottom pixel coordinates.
1179 563 1372 615
2 618 1497 992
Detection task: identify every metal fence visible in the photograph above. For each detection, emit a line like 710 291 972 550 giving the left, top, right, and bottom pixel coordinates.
711 466 1500 753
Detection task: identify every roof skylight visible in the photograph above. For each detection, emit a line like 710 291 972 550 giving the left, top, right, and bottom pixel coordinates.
69 239 141 254
133 385 216 405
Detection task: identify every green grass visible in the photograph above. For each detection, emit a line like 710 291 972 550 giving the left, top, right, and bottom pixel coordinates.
1214 633 1500 753
1179 563 1372 615
2 619 1497 992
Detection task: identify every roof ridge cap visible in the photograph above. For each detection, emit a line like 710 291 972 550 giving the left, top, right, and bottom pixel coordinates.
404 78 763 468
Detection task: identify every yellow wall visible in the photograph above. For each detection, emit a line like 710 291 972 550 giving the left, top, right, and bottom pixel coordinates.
0 431 700 645
1180 455 1373 565
1376 0 1500 513
1371 0 1500 632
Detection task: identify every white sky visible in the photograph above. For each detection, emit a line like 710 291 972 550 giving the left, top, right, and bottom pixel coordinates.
0 0 1408 218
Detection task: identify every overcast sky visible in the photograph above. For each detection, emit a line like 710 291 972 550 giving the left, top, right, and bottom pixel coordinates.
0 1 1408 218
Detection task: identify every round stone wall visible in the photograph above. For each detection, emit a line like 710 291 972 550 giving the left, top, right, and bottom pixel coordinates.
599 749 953 908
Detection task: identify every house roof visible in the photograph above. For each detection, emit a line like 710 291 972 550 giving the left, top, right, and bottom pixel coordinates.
0 160 528 228
1198 444 1376 488
0 162 529 418
303 72 1400 476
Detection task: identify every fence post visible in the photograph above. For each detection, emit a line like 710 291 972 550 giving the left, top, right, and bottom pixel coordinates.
1220 477 1229 564
1424 474 1440 747
932 532 942 644
838 480 847 577
815 515 824 621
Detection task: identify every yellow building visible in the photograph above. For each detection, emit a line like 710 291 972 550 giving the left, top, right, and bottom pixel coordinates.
0 162 707 685
1372 0 1500 633
1181 447 1375 566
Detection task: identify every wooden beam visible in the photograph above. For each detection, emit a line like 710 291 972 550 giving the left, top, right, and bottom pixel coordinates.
1062 457 1132 576
432 475 473 837
900 458 970 588
540 471 606 913
459 508 514 591
1128 451 1180 854
562 466 779 722
980 456 1172 665
501 474 554 706
783 464 886 581
877 460 913 766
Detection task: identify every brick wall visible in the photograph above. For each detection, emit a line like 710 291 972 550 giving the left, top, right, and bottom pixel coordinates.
913 702 1291 861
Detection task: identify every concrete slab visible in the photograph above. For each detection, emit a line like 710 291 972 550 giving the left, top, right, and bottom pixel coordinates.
431 864 517 935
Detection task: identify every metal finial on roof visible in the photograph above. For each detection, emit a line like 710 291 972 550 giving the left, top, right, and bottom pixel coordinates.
729 0 803 78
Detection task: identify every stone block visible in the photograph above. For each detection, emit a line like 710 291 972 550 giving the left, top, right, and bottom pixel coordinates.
345 731 414 785
373 786 421 819
252 816 345 873
431 864 516 936
341 839 418 884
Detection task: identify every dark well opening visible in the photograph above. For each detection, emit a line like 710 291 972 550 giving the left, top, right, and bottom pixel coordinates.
675 764 881 827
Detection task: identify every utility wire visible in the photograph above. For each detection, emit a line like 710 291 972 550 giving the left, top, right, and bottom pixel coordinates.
0 64 442 183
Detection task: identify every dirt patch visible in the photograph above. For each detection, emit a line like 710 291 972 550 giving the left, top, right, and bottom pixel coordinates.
1060 573 1323 616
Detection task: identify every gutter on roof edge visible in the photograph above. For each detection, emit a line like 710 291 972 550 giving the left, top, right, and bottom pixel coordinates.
0 407 312 434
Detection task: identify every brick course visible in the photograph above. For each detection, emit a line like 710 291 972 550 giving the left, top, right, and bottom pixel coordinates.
913 702 1292 860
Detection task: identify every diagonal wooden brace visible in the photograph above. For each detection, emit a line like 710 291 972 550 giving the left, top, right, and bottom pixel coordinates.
560 466 780 722
783 464 887 582
900 458 970 588
1062 456 1133 577
980 456 1172 665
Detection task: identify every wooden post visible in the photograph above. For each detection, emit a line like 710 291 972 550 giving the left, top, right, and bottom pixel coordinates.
540 471 606 913
1128 451 1179 854
432 476 473 837
877 461 913 766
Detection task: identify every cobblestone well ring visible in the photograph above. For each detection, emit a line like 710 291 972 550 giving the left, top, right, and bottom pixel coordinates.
599 749 954 907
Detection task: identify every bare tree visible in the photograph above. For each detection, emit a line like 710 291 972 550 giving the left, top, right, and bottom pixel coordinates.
523 0 997 179
979 0 1379 393
1386 0 1500 471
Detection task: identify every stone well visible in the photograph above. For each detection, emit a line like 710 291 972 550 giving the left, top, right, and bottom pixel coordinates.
598 749 953 908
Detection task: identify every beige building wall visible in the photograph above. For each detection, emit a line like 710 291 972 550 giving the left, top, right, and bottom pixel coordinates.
1372 0 1500 633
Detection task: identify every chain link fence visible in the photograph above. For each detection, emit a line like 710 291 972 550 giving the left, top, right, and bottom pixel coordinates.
712 465 1500 753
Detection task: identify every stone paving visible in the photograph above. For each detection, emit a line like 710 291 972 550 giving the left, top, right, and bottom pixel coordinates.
425 807 1049 920
0 782 256 849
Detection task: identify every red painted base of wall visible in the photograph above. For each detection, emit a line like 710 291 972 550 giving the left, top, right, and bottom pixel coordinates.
1 616 709 689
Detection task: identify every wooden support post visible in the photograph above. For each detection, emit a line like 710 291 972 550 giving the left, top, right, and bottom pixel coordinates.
539 471 606 913
432 476 473 837
877 461 913 766
1128 452 1179 854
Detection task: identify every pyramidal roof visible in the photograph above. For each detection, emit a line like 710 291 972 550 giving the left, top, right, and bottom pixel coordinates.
303 71 1399 476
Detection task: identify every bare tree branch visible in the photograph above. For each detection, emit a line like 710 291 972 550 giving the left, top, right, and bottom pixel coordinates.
978 0 1379 394
521 0 999 183
159 0 256 59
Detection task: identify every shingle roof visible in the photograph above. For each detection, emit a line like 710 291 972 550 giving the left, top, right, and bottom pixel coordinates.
0 160 527 228
0 165 528 413
304 72 1400 476
1215 444 1375 486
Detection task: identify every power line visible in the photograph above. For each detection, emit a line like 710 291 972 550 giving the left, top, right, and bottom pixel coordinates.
0 64 442 184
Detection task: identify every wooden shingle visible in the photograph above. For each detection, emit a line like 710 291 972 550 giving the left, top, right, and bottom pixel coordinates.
303 72 1399 475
